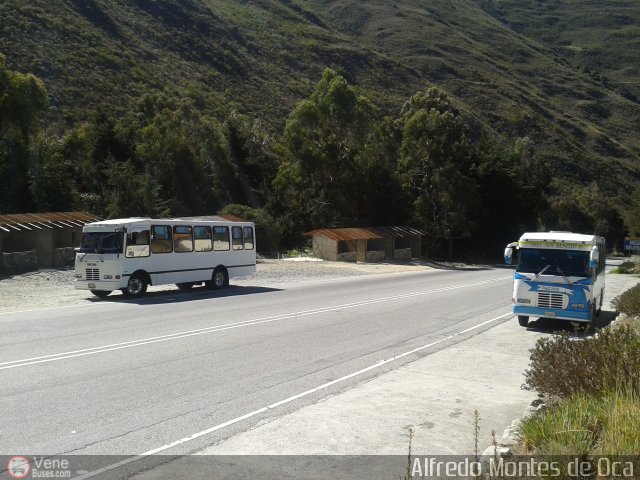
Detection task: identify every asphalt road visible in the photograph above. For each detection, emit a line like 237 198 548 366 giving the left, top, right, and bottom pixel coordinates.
0 266 514 458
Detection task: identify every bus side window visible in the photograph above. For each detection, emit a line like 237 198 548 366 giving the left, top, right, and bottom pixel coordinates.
213 226 230 251
243 227 254 250
174 226 194 253
151 225 173 254
126 230 150 257
194 226 212 252
232 226 243 250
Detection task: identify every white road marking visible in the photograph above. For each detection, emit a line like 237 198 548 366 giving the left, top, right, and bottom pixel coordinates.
0 276 510 371
74 311 512 479
0 301 120 317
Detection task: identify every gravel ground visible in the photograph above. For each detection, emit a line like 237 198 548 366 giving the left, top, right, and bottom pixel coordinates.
0 259 435 313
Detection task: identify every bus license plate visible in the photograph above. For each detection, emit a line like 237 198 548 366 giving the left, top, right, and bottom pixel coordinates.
88 283 96 289
545 311 556 318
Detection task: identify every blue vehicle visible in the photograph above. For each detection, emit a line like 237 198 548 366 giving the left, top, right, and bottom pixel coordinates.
504 232 606 327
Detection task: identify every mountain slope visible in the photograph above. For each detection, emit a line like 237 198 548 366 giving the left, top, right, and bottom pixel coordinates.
1 0 639 201
307 0 640 194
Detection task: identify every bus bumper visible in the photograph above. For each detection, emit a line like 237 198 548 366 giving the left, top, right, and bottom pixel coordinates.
513 305 592 322
74 280 123 291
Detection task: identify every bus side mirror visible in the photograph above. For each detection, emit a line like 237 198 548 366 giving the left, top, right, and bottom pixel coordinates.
504 246 513 265
589 247 599 269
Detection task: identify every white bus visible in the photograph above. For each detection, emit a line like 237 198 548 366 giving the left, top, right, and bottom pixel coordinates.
74 217 257 298
504 232 605 327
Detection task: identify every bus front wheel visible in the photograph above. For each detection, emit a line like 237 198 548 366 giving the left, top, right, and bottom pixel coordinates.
122 274 148 297
518 315 529 327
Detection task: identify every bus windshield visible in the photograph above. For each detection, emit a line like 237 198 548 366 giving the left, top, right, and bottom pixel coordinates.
517 248 591 278
80 232 124 254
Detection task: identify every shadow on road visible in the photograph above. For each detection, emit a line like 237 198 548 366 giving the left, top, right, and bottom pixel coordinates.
524 308 617 337
89 285 282 305
418 259 493 271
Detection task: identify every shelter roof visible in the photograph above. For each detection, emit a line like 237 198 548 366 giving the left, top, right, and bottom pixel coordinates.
304 226 424 241
0 212 101 232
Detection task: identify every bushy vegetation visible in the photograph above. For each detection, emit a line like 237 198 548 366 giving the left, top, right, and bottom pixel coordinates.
612 283 640 317
523 325 640 398
521 310 640 460
0 55 631 256
610 261 640 275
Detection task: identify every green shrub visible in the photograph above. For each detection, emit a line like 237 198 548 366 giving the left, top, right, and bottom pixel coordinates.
610 261 640 274
523 325 640 398
612 283 640 317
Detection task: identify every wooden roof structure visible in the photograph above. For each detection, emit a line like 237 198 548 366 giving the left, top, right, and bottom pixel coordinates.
0 212 101 233
304 226 424 242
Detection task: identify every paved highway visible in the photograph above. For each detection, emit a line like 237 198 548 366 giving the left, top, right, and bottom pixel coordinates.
0 266 513 457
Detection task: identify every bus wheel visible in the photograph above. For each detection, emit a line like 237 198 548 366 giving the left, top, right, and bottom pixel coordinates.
91 290 111 299
518 315 529 327
590 304 598 329
122 274 148 297
176 282 195 290
597 290 604 316
208 268 228 290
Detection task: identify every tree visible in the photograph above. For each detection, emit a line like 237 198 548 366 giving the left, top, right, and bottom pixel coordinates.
627 188 640 238
223 112 278 208
135 105 220 216
271 69 377 242
104 158 148 218
578 182 625 251
397 87 480 258
219 204 281 254
0 54 48 212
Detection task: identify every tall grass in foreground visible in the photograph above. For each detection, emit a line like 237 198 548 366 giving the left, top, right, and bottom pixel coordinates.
520 388 640 455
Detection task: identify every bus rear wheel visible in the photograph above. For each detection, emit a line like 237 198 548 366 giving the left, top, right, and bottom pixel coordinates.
207 267 228 290
91 290 112 299
590 304 599 329
122 274 148 297
518 315 529 327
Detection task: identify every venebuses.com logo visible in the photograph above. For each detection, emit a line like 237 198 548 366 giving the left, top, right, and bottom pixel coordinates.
5 456 71 479
7 457 30 479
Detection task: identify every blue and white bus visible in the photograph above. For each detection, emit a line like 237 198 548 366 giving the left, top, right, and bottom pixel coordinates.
504 232 605 327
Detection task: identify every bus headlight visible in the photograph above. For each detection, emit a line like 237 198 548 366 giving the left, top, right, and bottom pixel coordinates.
103 275 113 279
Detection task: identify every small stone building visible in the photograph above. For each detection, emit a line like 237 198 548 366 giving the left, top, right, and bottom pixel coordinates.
304 226 423 263
0 212 101 274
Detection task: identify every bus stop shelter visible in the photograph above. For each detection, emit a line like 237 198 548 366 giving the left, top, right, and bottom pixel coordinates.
0 211 101 274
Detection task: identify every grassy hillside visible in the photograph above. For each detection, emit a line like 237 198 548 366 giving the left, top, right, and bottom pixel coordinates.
0 0 414 124
307 0 640 198
1 0 639 203
476 0 640 102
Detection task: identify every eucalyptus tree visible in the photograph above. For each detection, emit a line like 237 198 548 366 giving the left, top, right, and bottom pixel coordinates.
397 87 479 258
0 54 48 212
272 69 378 242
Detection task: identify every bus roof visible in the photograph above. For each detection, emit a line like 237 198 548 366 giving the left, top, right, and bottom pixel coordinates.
518 231 603 249
83 216 253 230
